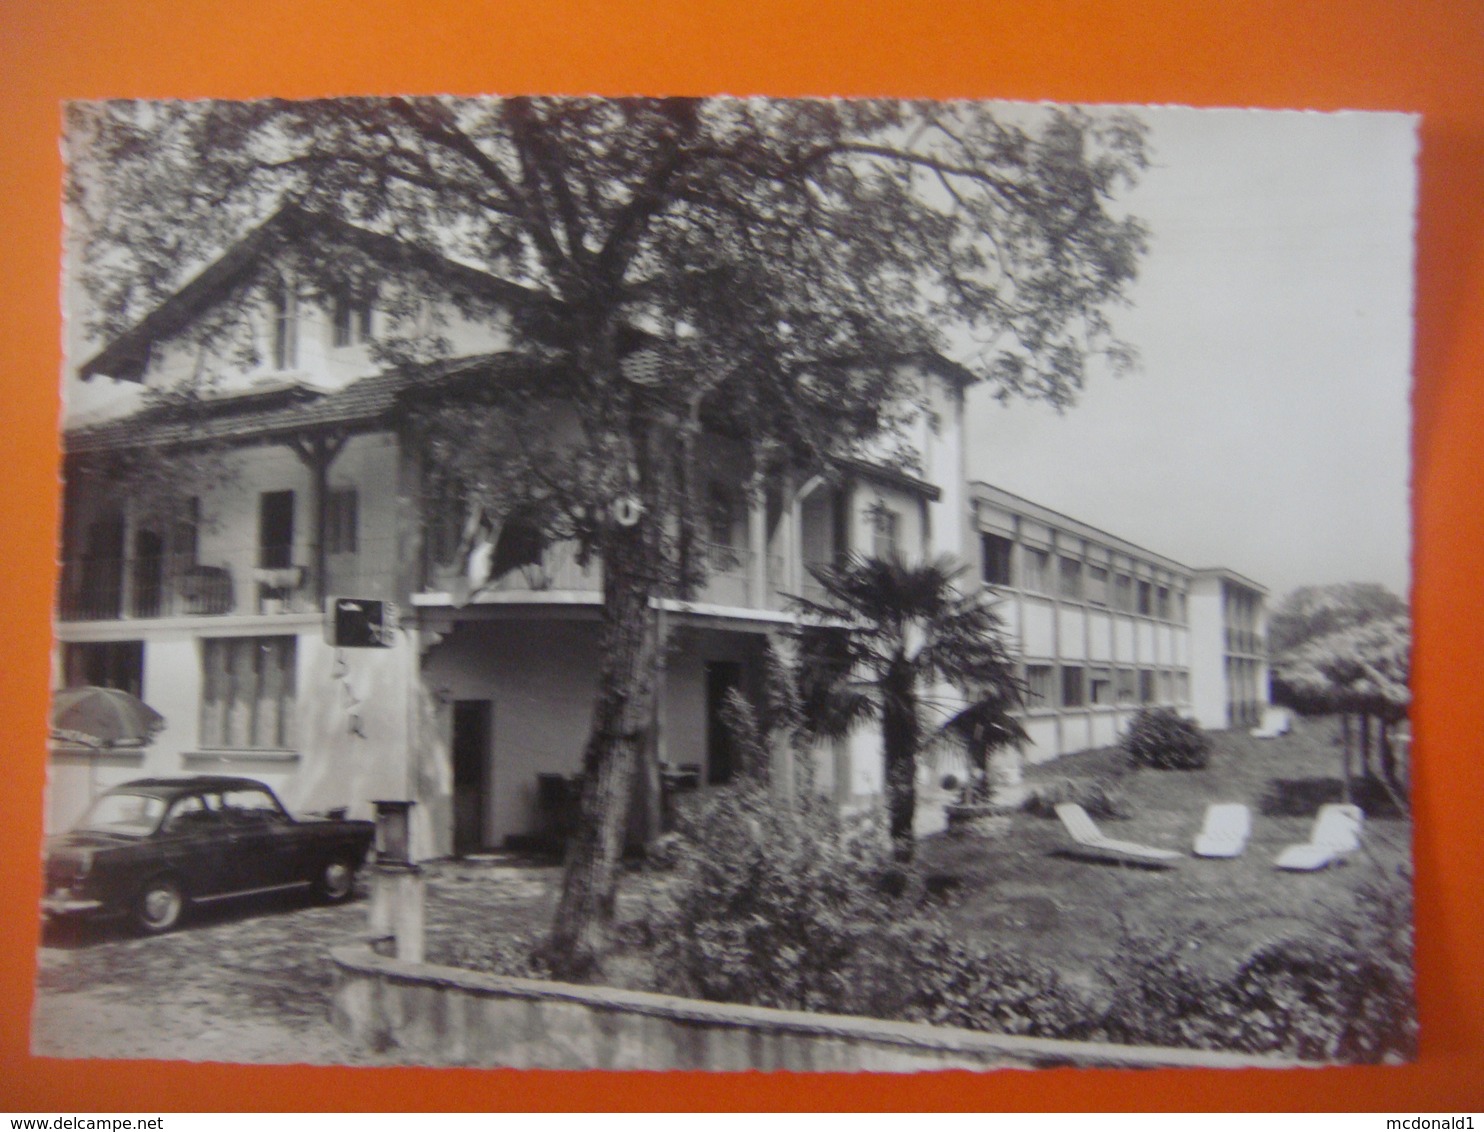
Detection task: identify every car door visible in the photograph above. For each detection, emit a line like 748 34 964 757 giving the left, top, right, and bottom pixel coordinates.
155 792 236 899
219 786 301 889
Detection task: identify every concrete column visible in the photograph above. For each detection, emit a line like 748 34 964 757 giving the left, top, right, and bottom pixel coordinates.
370 864 426 963
747 491 768 607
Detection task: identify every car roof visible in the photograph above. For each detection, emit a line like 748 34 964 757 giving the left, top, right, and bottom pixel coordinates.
110 776 273 798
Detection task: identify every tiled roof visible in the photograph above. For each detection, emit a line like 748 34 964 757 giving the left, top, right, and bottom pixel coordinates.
65 353 533 454
79 204 557 382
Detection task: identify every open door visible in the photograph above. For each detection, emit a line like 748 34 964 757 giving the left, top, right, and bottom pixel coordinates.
452 699 491 856
705 661 744 785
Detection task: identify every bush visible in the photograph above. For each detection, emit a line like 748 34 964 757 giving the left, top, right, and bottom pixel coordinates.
892 923 1102 1039
1089 889 1416 1063
646 777 1107 1039
1021 775 1128 819
1121 707 1211 770
648 778 907 1014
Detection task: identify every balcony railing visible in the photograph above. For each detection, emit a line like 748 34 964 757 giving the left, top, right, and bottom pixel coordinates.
58 543 397 621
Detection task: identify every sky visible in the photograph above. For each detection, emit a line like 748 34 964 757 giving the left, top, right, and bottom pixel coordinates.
965 106 1417 602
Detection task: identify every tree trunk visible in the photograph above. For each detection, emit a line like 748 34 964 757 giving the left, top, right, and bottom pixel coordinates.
546 523 658 980
1359 713 1373 780
882 668 920 860
1340 713 1353 804
1379 720 1399 792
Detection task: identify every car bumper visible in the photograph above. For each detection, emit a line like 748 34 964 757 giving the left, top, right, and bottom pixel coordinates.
41 892 106 917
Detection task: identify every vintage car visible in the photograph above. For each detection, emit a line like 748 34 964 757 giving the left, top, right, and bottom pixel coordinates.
41 775 376 933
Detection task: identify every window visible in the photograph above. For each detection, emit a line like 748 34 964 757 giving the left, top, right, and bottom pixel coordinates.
1025 664 1054 706
708 484 738 549
1156 585 1171 620
1087 565 1109 606
1137 579 1153 616
201 636 297 750
1138 668 1156 705
1057 556 1083 601
259 490 295 568
981 533 1013 587
871 506 901 560
706 485 741 571
332 292 374 347
1176 670 1190 702
426 478 466 568
171 497 200 566
63 641 144 698
271 279 298 370
221 786 290 825
491 512 544 578
1061 665 1086 708
1116 667 1138 704
1022 548 1050 593
1089 667 1113 705
1113 573 1133 611
325 488 358 555
1175 590 1188 624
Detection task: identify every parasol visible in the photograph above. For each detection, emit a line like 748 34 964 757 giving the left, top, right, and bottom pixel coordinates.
49 685 166 749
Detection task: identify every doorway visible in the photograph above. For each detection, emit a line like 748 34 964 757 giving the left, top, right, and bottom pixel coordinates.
705 661 744 785
452 699 492 856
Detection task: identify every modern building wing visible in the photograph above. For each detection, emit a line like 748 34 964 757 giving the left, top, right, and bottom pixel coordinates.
970 482 1268 762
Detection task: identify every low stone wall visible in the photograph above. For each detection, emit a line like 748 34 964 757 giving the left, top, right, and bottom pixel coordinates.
330 943 1288 1072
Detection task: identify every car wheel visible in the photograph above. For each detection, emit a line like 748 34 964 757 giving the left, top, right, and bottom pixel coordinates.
314 858 356 904
135 876 185 934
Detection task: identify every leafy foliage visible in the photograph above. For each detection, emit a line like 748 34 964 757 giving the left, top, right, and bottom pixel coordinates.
649 777 905 1013
1094 880 1416 1062
1268 583 1407 655
794 554 1027 856
1120 707 1211 770
1021 775 1129 819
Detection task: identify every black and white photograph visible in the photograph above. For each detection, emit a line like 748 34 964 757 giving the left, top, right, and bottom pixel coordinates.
36 96 1417 1071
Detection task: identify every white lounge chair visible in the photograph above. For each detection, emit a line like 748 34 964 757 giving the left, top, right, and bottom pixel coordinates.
1054 803 1181 867
1194 802 1251 858
1250 707 1292 739
1274 803 1364 871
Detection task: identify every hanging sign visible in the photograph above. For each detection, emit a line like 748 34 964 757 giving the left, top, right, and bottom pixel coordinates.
326 597 399 648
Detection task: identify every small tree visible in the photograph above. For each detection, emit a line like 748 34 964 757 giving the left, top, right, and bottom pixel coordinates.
1274 613 1411 798
794 554 1025 859
1270 583 1410 800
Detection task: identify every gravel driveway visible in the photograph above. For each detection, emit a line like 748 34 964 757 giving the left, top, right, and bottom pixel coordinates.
31 856 568 1066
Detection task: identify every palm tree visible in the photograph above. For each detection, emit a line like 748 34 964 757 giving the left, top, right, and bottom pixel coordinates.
794 554 1027 859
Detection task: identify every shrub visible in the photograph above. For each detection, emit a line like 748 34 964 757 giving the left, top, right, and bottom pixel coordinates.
1121 707 1211 770
1089 893 1416 1063
1225 877 1416 1062
891 922 1102 1039
648 778 906 1014
1021 775 1128 819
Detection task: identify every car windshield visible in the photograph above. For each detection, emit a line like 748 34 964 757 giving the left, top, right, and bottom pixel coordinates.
74 791 167 838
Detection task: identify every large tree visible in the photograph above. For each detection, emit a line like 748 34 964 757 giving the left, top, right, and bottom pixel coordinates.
67 96 1149 976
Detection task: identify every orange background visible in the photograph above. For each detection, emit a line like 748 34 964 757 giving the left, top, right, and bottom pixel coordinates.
2 0 1481 1111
